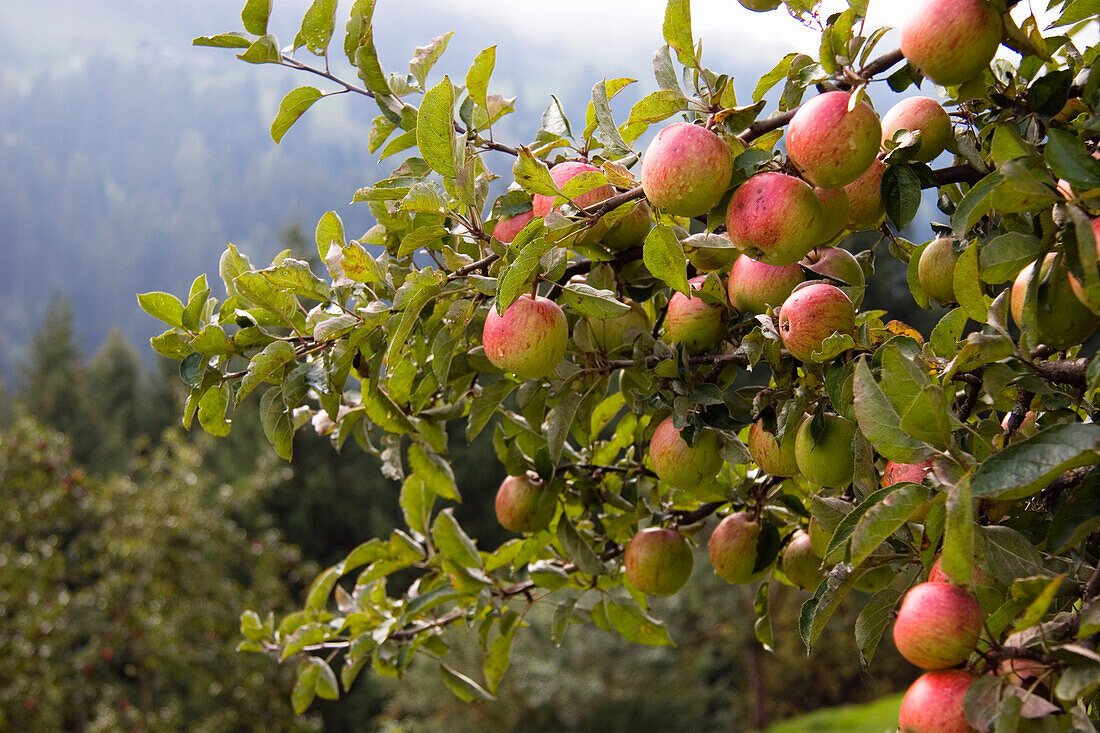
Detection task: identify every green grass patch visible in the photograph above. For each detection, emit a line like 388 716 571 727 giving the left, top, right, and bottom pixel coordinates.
759 692 903 733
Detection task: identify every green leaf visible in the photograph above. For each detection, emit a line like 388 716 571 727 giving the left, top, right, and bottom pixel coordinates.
339 242 386 285
495 228 552 314
197 383 231 437
484 619 518 694
466 46 496 110
137 292 185 329
260 258 332 301
238 341 297 404
951 172 1004 238
547 391 583 463
417 77 458 180
294 0 337 54
850 483 926 567
193 33 253 48
1048 472 1100 553
431 508 483 569
1010 574 1064 635
799 570 857 650
467 380 516 441
1046 128 1100 189
907 241 930 309
241 0 271 35
953 243 992 323
930 308 968 358
512 147 559 197
559 284 630 318
440 663 496 702
981 525 1048 584
852 358 933 464
979 233 1041 284
397 225 449 258
644 224 689 296
854 589 901 667
823 487 891 564
971 424 1100 500
410 32 454 88
881 165 921 230
590 79 632 155
234 271 301 326
662 0 697 68
942 477 974 585
556 516 604 576
627 89 689 125
291 658 320 714
409 444 460 502
260 388 294 461
605 599 674 646
151 330 193 359
400 475 435 538
238 34 281 64
271 87 324 143
754 53 797 103
1050 0 1100 28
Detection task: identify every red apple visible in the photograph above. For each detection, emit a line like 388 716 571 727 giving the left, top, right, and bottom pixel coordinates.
641 122 733 217
814 187 851 244
492 209 535 244
747 417 800 477
898 669 977 733
883 458 934 488
727 256 805 314
781 529 823 590
844 157 886 231
881 96 953 163
726 172 824 266
624 527 694 596
649 416 724 490
532 161 615 218
778 282 856 362
928 557 995 587
794 413 856 488
918 238 961 306
665 276 726 353
495 474 556 533
801 246 866 306
787 91 882 189
893 581 983 670
1009 254 1100 349
708 512 760 584
483 295 569 379
901 0 1003 87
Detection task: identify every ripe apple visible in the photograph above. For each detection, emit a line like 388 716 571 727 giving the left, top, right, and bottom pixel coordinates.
737 0 781 10
641 122 733 217
747 417 800 477
844 157 886 230
726 172 824 266
918 238 961 306
898 670 977 733
1067 217 1100 304
801 246 866 306
781 529 823 590
665 276 726 353
778 282 856 362
893 581 983 670
881 96 953 163
795 413 856 488
901 0 1003 87
624 527 694 596
603 200 653 251
494 474 556 533
727 256 805 314
588 300 650 351
814 187 851 244
483 295 569 379
786 91 882 189
708 512 760 584
1009 254 1100 349
883 458 934 488
492 209 535 244
532 161 615 218
649 416 724 490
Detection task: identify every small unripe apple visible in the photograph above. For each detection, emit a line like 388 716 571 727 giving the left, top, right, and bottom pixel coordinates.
813 187 851 244
778 282 856 362
844 157 886 231
726 172 824 266
801 246 866 306
685 233 739 273
495 474 556 533
641 122 733 217
624 527 694 596
918 238 961 306
649 417 724 490
602 200 653 251
587 300 650 351
898 669 976 733
893 581 983 670
901 0 1003 87
1009 254 1100 349
708 512 760 584
747 417 800 477
483 295 569 379
533 161 615 217
727 256 805 314
781 529 823 590
492 209 535 244
737 0 781 10
787 91 882 189
881 96 953 163
794 413 856 488
665 276 726 353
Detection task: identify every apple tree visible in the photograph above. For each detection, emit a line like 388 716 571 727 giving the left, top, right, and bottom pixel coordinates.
141 0 1100 728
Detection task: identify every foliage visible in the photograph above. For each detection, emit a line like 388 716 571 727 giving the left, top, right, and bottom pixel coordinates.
144 0 1100 728
0 417 319 731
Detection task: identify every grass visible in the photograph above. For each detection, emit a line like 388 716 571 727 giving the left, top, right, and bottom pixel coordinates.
759 693 904 733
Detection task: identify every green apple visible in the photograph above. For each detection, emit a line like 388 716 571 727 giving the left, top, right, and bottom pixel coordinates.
844 158 886 231
587 300 650 352
917 238 961 306
794 413 856 488
813 187 851 245
780 530 822 590
1009 253 1100 349
624 527 694 596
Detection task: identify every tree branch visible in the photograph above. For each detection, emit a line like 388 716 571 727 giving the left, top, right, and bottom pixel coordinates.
932 164 985 187
672 501 726 526
602 352 750 372
1035 358 1090 391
